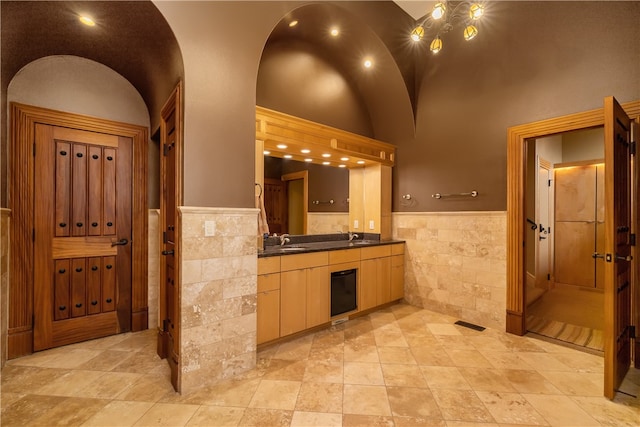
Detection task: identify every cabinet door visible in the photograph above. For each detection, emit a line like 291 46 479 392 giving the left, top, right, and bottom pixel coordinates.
280 269 307 336
390 254 404 301
359 259 378 311
257 289 280 344
376 257 391 305
306 266 329 328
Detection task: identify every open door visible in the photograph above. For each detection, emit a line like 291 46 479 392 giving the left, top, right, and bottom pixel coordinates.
603 96 633 399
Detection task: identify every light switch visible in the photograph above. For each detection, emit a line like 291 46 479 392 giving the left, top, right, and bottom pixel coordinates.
369 220 375 230
204 220 215 236
354 219 359 229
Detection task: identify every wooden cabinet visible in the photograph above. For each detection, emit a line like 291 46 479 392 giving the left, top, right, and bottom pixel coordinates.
391 254 404 301
257 257 281 344
360 245 392 309
280 252 329 336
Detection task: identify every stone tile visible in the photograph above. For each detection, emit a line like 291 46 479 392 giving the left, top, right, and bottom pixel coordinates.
475 391 548 425
515 352 573 372
344 361 384 385
522 394 600 426
0 365 69 394
483 351 535 371
537 370 603 396
431 388 495 423
572 396 640 427
248 379 301 410
377 346 416 365
295 382 343 413
261 359 307 381
1 395 68 426
77 371 142 399
410 345 455 367
420 366 471 390
237 408 293 426
386 386 442 419
343 343 379 363
444 349 493 368
427 323 463 336
32 370 106 397
290 411 343 426
115 374 177 403
458 367 517 392
82 400 154 426
29 397 110 426
273 336 313 360
76 349 134 371
381 364 427 387
185 406 245 426
132 402 200 426
342 414 394 427
343 384 391 416
303 361 344 384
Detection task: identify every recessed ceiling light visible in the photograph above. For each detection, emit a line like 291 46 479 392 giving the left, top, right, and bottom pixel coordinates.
79 15 96 27
276 144 287 149
330 27 339 37
263 150 271 155
289 20 298 27
357 160 365 165
304 158 313 162
322 161 330 165
301 149 311 154
283 154 292 159
340 157 349 161
322 153 331 158
339 164 347 168
363 58 373 68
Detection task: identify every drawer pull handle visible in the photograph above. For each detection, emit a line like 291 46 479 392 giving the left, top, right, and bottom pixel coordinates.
59 305 66 311
106 298 113 303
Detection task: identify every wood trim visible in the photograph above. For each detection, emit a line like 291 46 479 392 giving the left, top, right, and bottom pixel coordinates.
506 100 640 335
8 103 148 358
555 159 605 169
282 170 308 234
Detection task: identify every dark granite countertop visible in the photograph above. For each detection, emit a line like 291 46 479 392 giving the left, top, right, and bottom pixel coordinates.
258 234 404 258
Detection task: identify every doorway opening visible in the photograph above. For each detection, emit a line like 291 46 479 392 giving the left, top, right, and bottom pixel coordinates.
525 127 605 353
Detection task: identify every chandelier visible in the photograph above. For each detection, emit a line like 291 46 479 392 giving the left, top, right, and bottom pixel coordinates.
410 1 485 54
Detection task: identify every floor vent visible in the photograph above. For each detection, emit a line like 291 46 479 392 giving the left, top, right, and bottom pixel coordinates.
455 320 485 331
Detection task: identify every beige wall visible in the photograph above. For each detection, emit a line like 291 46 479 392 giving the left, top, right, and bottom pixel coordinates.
307 213 350 235
393 212 507 330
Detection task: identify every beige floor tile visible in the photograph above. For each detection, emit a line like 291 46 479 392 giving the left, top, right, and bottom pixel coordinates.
552 351 604 373
311 328 345 348
344 330 377 346
377 346 416 365
344 362 384 385
261 359 307 381
475 391 548 425
343 384 391 416
0 365 69 394
341 413 394 427
115 373 177 402
111 351 165 375
373 328 409 348
468 336 512 352
436 335 478 350
403 331 440 348
81 400 154 426
343 343 379 363
515 352 573 372
77 349 134 371
132 402 200 426
571 396 640 427
381 364 427 387
185 405 245 426
273 336 313 360
290 410 343 426
248 379 301 410
522 394 600 426
303 360 344 383
430 388 495 423
0 394 68 426
537 370 603 396
445 422 500 427
502 369 562 395
29 396 110 426
295 382 343 413
393 415 447 426
421 366 471 390
386 386 442 419
32 369 107 397
459 367 517 392
411 345 455 367
0 392 25 409
307 344 344 363
444 349 493 368
237 408 293 426
78 371 142 399
483 351 535 371
427 323 462 336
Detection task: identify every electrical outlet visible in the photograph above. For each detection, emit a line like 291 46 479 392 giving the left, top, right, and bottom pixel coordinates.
204 220 215 236
354 219 359 229
369 220 375 230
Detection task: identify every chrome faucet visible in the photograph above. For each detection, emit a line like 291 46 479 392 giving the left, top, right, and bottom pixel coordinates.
348 231 359 241
279 234 290 246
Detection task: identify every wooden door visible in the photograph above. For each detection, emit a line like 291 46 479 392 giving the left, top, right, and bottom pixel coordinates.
33 125 132 350
264 178 287 234
159 84 182 392
280 269 307 336
306 266 329 328
536 160 552 288
603 96 633 399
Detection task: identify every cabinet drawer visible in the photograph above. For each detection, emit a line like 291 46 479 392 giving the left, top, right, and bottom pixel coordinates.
258 256 281 275
391 243 405 255
258 272 280 292
360 245 391 260
391 254 404 267
329 248 360 265
281 252 328 271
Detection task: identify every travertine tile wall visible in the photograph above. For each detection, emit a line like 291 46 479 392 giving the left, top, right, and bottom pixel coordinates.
392 212 507 330
1 209 9 368
178 207 258 392
307 213 349 235
148 210 159 329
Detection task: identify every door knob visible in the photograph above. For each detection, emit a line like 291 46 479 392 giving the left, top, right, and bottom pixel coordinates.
616 254 633 262
592 252 605 259
111 238 128 247
162 249 174 256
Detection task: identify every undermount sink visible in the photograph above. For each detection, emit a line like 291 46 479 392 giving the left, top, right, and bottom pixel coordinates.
350 240 376 245
276 246 307 252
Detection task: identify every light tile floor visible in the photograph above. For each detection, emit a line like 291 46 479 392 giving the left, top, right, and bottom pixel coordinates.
1 303 639 426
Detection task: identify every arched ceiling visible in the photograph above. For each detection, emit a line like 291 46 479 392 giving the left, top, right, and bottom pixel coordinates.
1 0 183 132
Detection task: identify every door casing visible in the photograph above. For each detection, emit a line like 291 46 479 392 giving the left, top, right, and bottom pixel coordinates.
8 103 148 359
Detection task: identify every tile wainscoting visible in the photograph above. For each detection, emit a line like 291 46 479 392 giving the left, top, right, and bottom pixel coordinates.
392 211 507 330
307 212 349 235
177 206 259 392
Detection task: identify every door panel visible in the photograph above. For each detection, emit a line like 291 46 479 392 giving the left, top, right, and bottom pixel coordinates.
536 162 551 287
603 96 632 399
34 124 132 351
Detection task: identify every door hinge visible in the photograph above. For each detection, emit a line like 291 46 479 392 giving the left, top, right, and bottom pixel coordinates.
631 233 636 246
630 325 636 339
548 179 552 187
163 318 169 332
630 140 636 156
163 231 167 244
547 273 551 280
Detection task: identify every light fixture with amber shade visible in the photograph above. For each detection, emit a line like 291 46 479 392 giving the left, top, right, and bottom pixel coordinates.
410 1 486 54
